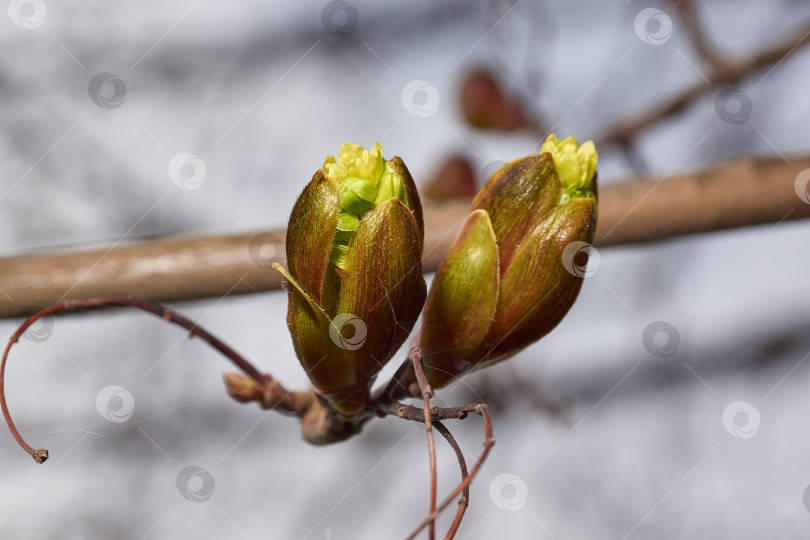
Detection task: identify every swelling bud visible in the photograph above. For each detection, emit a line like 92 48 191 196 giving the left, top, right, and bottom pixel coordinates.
419 134 598 388
274 143 426 417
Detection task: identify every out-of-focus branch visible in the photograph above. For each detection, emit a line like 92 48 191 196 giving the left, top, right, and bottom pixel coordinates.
597 21 810 147
0 155 808 318
595 155 810 244
672 0 722 69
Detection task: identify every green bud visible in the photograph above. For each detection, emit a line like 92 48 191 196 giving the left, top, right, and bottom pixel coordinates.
419 134 597 388
324 142 414 269
275 143 426 417
540 133 598 206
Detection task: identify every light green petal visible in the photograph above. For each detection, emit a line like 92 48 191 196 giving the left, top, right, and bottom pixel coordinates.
540 133 598 201
334 213 359 245
338 177 377 215
329 242 349 268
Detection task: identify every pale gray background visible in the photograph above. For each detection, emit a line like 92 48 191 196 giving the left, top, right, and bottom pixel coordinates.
1 1 809 538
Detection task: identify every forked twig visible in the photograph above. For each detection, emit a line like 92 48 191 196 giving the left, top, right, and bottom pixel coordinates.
410 349 438 540
671 0 721 69
598 20 810 147
434 421 469 540
2 301 496 539
403 401 494 540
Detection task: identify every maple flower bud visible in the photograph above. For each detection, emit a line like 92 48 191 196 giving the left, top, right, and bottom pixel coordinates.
274 143 426 417
418 134 598 388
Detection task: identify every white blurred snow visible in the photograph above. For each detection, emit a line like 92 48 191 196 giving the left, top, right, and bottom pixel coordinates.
1 1 810 539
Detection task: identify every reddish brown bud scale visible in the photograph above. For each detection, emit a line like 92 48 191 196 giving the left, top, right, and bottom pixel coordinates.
419 135 599 388
275 143 426 417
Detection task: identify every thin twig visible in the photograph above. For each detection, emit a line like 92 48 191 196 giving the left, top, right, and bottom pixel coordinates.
2 155 809 319
0 296 304 463
403 403 494 540
411 349 438 540
672 0 722 69
2 299 494 538
598 21 810 146
434 421 468 540
377 401 477 423
381 355 418 401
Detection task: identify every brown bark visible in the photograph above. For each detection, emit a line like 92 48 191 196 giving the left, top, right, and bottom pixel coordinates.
0 155 808 318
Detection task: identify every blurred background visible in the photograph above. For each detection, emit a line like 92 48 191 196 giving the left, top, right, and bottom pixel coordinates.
1 0 810 538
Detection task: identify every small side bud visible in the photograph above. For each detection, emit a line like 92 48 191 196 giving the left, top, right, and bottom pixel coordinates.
223 372 264 404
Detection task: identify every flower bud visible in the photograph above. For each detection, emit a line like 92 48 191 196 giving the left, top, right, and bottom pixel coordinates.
419 134 597 388
274 143 426 417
